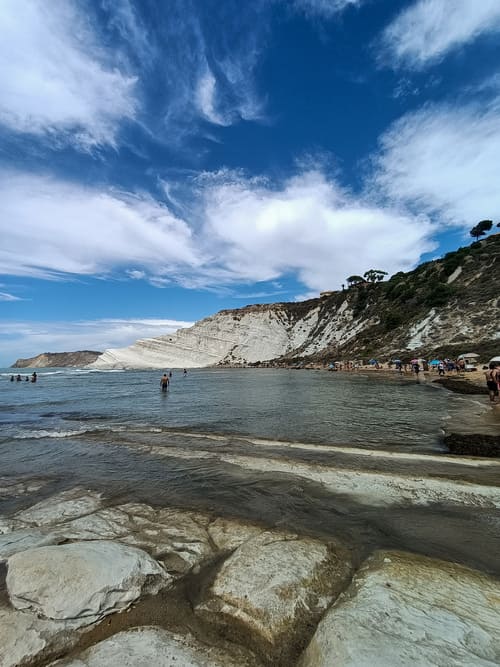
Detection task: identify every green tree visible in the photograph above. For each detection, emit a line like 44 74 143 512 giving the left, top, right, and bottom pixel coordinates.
470 220 493 240
347 275 365 287
363 269 388 283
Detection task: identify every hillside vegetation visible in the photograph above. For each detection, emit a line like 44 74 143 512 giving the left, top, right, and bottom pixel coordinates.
269 233 500 364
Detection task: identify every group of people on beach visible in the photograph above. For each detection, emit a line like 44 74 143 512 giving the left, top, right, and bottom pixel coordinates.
160 369 187 391
10 372 37 383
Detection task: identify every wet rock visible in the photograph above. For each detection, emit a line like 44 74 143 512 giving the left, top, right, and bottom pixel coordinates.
0 519 24 536
6 540 171 626
0 478 48 500
445 433 500 458
208 517 264 552
433 378 488 395
49 626 259 667
0 492 217 575
0 607 76 667
0 528 62 561
14 488 102 526
299 550 500 667
196 531 352 663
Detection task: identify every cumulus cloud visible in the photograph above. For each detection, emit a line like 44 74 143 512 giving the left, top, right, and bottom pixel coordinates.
372 98 500 226
199 169 435 292
0 318 193 367
0 167 435 295
380 0 500 69
0 0 136 148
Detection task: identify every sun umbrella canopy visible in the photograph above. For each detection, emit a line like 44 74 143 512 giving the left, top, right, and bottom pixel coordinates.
488 356 500 364
369 359 377 364
458 353 479 359
430 359 442 365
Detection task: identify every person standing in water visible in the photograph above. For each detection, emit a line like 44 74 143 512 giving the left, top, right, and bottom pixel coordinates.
31 372 37 383
485 363 499 403
160 373 170 391
183 368 187 376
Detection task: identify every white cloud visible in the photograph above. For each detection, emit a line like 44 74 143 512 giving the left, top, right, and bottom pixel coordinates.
0 166 435 295
196 70 230 126
0 0 136 148
0 318 193 367
291 0 362 18
372 98 500 226
200 169 435 292
380 0 500 69
0 171 200 279
0 291 22 301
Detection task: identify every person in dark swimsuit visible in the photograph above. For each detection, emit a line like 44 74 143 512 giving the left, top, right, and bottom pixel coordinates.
160 373 170 392
485 363 499 403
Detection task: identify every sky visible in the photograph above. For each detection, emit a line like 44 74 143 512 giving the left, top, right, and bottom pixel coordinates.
1 0 499 365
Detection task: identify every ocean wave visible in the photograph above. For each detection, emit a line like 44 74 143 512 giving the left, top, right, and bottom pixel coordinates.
12 423 165 440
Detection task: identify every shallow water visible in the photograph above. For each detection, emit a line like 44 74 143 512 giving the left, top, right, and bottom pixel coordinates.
1 367 499 576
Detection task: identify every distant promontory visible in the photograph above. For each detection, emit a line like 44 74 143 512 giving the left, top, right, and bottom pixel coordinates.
11 351 102 368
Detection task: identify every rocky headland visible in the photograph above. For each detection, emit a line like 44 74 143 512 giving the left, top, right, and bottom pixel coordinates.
12 352 102 369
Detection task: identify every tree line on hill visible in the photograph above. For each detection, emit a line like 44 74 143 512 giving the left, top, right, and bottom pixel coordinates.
344 221 499 288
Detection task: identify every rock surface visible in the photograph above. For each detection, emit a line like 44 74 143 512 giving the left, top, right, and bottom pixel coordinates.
50 627 259 667
14 488 103 527
299 550 500 667
6 541 170 625
0 607 77 667
11 351 101 368
196 531 352 662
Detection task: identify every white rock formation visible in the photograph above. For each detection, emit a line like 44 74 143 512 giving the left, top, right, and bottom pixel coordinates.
14 488 102 526
49 627 259 667
6 541 171 625
0 607 77 667
88 293 382 368
299 550 500 667
196 531 352 662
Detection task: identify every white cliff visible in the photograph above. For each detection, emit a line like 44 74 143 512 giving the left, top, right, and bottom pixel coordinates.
88 235 500 370
90 304 329 369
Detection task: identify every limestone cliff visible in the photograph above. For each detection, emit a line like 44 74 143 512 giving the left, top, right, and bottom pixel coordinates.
90 234 500 369
12 351 102 368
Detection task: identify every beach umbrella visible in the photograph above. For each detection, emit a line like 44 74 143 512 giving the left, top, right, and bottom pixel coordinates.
488 356 500 364
429 359 441 366
457 353 479 359
369 359 377 365
392 359 402 363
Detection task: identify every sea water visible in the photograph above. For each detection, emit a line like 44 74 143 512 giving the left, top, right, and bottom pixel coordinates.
1 367 453 447
1 367 499 575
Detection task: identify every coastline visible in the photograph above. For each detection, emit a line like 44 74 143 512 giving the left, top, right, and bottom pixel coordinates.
282 364 500 457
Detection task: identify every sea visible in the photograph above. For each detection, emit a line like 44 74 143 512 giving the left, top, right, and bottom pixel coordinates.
1 367 499 575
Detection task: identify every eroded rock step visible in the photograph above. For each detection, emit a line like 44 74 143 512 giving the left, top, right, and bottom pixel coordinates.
1 484 499 667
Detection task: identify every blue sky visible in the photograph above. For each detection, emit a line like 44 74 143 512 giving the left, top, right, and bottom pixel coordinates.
1 0 499 364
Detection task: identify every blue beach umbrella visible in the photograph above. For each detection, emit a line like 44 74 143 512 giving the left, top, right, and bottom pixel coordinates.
429 359 441 366
369 359 378 365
